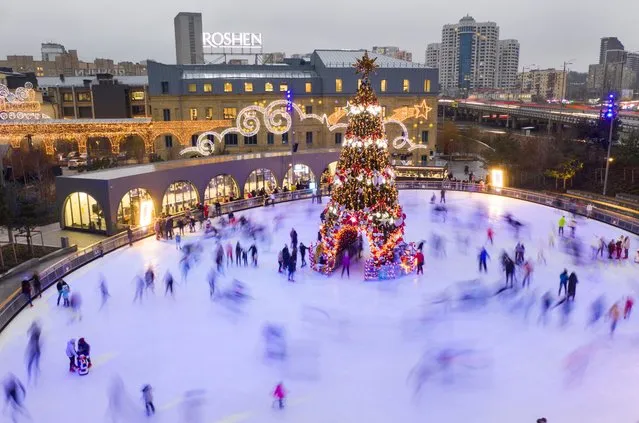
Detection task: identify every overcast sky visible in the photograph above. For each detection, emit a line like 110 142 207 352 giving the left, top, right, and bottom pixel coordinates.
1 0 636 72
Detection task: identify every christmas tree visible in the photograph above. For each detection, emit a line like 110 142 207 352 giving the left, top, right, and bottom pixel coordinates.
311 52 415 280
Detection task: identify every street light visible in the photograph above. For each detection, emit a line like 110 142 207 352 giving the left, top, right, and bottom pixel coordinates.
602 92 618 196
519 64 537 101
561 59 575 106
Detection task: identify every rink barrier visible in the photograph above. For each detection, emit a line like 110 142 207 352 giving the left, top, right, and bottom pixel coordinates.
1 183 637 333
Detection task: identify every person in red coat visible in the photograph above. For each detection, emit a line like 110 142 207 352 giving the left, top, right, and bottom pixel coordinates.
624 296 634 319
415 251 425 275
272 382 286 409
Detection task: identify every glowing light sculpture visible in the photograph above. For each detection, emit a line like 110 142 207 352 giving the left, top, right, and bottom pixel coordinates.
309 52 417 280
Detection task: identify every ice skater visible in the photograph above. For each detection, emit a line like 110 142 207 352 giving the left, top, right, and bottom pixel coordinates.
487 227 494 245
624 296 634 319
567 272 578 301
249 244 258 267
175 233 182 250
272 382 286 409
30 274 41 300
141 384 155 416
66 339 77 372
25 322 41 382
215 244 224 272
299 243 308 267
3 373 28 423
341 250 351 278
61 283 70 307
287 257 297 282
502 254 515 288
164 272 174 296
558 269 569 296
144 266 155 294
416 250 425 275
180 256 191 282
440 188 446 204
558 215 566 237
521 260 533 288
77 338 91 368
69 292 83 322
207 269 217 299
478 247 489 273
588 296 605 327
609 303 621 337
538 292 553 325
99 276 110 310
225 242 233 266
20 279 32 308
133 275 145 303
56 279 69 306
235 241 242 266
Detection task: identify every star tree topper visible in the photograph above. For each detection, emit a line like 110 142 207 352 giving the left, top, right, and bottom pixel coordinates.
353 51 378 78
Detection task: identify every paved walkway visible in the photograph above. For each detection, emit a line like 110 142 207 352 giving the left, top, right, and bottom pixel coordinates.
0 223 106 248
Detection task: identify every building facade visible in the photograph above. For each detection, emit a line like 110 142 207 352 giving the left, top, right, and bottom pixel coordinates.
174 12 204 65
600 37 624 65
519 68 567 100
0 44 147 77
495 39 520 89
147 50 439 164
438 15 518 96
371 46 413 62
37 74 149 120
425 43 441 69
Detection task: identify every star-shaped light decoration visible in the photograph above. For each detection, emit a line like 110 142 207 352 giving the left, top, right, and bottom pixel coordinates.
353 51 378 78
413 100 433 120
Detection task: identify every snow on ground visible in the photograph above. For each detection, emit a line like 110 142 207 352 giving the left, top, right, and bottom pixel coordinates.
1 190 638 423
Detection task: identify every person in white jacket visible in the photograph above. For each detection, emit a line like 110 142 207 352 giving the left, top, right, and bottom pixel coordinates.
66 339 77 372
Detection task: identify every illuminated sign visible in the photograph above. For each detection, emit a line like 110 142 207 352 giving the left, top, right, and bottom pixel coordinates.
203 32 263 49
74 69 126 77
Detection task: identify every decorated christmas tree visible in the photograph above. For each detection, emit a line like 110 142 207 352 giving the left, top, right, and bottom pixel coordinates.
311 52 416 280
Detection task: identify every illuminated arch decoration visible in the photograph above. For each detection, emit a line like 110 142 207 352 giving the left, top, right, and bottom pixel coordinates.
180 99 430 156
0 82 51 121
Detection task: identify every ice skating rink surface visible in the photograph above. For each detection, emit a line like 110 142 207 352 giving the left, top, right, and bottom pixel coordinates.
1 190 638 423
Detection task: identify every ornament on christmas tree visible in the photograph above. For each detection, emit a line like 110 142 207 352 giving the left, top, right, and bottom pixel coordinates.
309 52 417 280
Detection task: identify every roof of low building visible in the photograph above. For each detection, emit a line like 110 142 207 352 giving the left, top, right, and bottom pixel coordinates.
313 49 425 69
37 76 148 88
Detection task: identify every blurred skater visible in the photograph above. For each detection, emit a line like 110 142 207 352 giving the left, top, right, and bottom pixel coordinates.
225 242 233 266
133 276 145 303
144 267 155 294
567 272 578 301
624 296 634 319
249 244 258 267
272 382 286 409
588 296 605 327
3 373 28 423
141 384 155 416
20 279 32 308
558 216 566 237
341 250 351 278
478 247 489 273
416 249 425 275
538 292 553 325
26 322 41 382
99 276 110 310
164 272 174 296
558 269 568 296
299 243 308 267
609 303 620 337
235 242 242 266
207 269 216 299
487 227 494 245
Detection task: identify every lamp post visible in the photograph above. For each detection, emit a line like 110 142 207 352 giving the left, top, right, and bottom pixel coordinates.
519 64 537 101
602 93 618 196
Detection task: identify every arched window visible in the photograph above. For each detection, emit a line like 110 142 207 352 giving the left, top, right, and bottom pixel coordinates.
162 181 199 215
283 164 316 189
204 175 239 204
63 192 106 233
117 188 155 229
244 169 277 198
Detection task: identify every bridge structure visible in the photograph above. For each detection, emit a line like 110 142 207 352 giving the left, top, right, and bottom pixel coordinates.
438 100 639 132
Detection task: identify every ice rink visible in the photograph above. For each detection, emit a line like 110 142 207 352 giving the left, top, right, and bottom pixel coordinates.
1 190 638 423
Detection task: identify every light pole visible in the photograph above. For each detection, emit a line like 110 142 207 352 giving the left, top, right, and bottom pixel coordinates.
602 93 618 196
519 64 537 101
561 59 574 106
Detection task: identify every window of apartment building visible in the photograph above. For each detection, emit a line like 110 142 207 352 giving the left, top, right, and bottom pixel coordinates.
305 105 313 114
205 107 213 120
282 132 289 144
421 130 429 144
244 82 254 92
223 107 237 120
62 92 73 102
161 81 169 94
132 105 145 116
305 82 312 93
335 133 343 145
265 82 273 92
305 131 313 144
189 108 198 120
267 133 275 145
203 83 213 93
63 107 75 117
335 79 343 92
244 135 257 145
224 82 233 93
130 91 145 101
78 107 92 118
279 83 288 92
187 83 197 93
424 79 431 92
380 79 387 92
224 133 238 145
77 92 91 102
164 135 173 148
402 79 410 93
162 108 171 121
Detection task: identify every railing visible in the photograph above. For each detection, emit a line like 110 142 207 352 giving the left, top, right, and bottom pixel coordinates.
2 183 638 333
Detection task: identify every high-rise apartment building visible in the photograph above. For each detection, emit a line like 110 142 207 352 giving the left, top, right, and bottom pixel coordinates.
425 43 441 69
519 68 567 100
438 15 516 95
41 43 66 62
371 46 412 62
174 12 204 65
599 37 624 65
495 39 520 89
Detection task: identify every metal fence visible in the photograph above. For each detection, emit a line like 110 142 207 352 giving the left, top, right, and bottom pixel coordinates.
1 183 637 332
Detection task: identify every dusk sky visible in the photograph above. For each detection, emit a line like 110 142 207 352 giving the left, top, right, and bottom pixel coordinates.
1 0 637 72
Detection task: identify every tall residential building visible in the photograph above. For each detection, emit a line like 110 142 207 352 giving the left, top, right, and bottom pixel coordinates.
371 46 412 62
495 39 520 89
174 12 204 65
599 37 624 65
425 43 441 69
439 15 507 94
519 68 567 100
41 43 66 62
